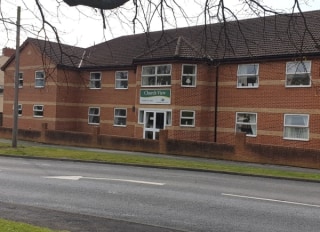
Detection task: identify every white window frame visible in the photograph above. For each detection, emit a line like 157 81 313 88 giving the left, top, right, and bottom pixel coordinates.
18 104 22 116
235 112 257 137
115 71 128 89
286 61 311 87
89 72 102 89
283 114 309 141
33 105 44 117
114 108 127 126
138 109 172 126
35 71 45 88
237 64 259 88
88 107 100 125
180 110 195 127
19 72 23 88
141 64 171 87
181 64 197 87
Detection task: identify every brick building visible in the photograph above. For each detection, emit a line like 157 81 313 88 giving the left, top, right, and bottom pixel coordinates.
2 10 320 150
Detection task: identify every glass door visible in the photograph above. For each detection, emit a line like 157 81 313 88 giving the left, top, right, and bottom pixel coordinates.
144 111 166 140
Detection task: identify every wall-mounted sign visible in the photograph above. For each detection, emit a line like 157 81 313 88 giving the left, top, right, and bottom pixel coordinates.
140 89 171 104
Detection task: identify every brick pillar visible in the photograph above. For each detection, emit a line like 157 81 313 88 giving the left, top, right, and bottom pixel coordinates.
234 132 247 157
41 123 48 143
92 126 100 146
159 129 168 154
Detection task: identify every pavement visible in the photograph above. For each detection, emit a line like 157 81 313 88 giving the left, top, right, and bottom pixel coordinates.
1 138 320 232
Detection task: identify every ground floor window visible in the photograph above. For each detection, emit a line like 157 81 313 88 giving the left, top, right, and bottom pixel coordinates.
284 114 309 141
235 112 257 136
138 109 172 126
18 104 22 116
33 105 44 117
180 110 195 127
88 107 100 125
114 108 127 126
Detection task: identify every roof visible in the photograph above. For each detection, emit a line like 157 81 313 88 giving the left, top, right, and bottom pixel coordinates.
2 10 320 71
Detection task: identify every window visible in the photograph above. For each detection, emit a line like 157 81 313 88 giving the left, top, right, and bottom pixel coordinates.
141 64 171 86
35 71 45 88
138 110 172 126
115 71 128 89
180 110 195 127
89 72 101 89
114 108 127 126
88 107 100 124
235 113 257 136
286 61 311 87
284 114 309 141
18 104 22 116
237 64 259 88
181 64 197 87
33 105 44 117
19 72 23 88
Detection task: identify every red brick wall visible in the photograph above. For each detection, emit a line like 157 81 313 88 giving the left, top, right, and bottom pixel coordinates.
217 59 320 149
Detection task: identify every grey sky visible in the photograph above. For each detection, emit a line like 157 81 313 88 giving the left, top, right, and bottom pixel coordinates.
1 0 320 49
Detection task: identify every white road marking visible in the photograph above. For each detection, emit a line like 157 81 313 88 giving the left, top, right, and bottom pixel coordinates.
222 193 320 208
44 176 165 186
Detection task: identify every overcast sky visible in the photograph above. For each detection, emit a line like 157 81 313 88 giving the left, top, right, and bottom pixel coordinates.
1 0 320 50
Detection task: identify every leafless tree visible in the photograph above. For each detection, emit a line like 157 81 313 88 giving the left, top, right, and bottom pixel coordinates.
0 0 316 46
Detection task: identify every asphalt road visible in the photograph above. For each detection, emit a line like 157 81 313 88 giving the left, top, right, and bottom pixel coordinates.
0 156 320 232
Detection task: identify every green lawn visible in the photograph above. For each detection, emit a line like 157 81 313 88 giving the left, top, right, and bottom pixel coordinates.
1 142 320 181
0 218 67 232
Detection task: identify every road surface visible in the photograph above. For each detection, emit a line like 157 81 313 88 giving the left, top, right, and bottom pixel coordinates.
0 156 319 232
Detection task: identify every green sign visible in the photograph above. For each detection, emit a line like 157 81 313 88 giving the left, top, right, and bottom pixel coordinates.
140 89 171 104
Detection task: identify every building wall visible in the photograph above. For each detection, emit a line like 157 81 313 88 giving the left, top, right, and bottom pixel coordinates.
3 42 320 150
217 58 320 149
3 42 58 131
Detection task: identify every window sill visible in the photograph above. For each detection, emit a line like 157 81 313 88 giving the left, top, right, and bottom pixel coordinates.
285 85 311 88
181 85 196 88
283 137 309 141
237 85 259 89
141 85 171 88
180 125 195 128
113 125 127 127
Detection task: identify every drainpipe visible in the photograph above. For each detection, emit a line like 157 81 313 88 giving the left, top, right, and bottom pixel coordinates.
214 64 219 142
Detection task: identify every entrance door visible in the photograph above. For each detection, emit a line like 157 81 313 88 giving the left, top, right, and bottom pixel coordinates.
144 111 166 140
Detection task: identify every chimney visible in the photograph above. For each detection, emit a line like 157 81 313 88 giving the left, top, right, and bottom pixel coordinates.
2 47 15 57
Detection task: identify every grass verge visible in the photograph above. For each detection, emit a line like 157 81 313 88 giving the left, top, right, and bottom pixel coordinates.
0 142 320 182
0 218 68 232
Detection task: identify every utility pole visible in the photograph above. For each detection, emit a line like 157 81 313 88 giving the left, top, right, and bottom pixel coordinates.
12 6 21 148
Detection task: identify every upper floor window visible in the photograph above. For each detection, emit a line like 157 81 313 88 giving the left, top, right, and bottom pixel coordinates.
115 71 128 89
180 110 195 127
141 64 171 87
114 108 127 126
89 72 101 89
35 71 45 88
284 114 309 141
19 72 23 88
88 107 100 125
237 64 259 88
33 105 44 117
181 64 197 87
235 112 257 136
286 61 311 87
